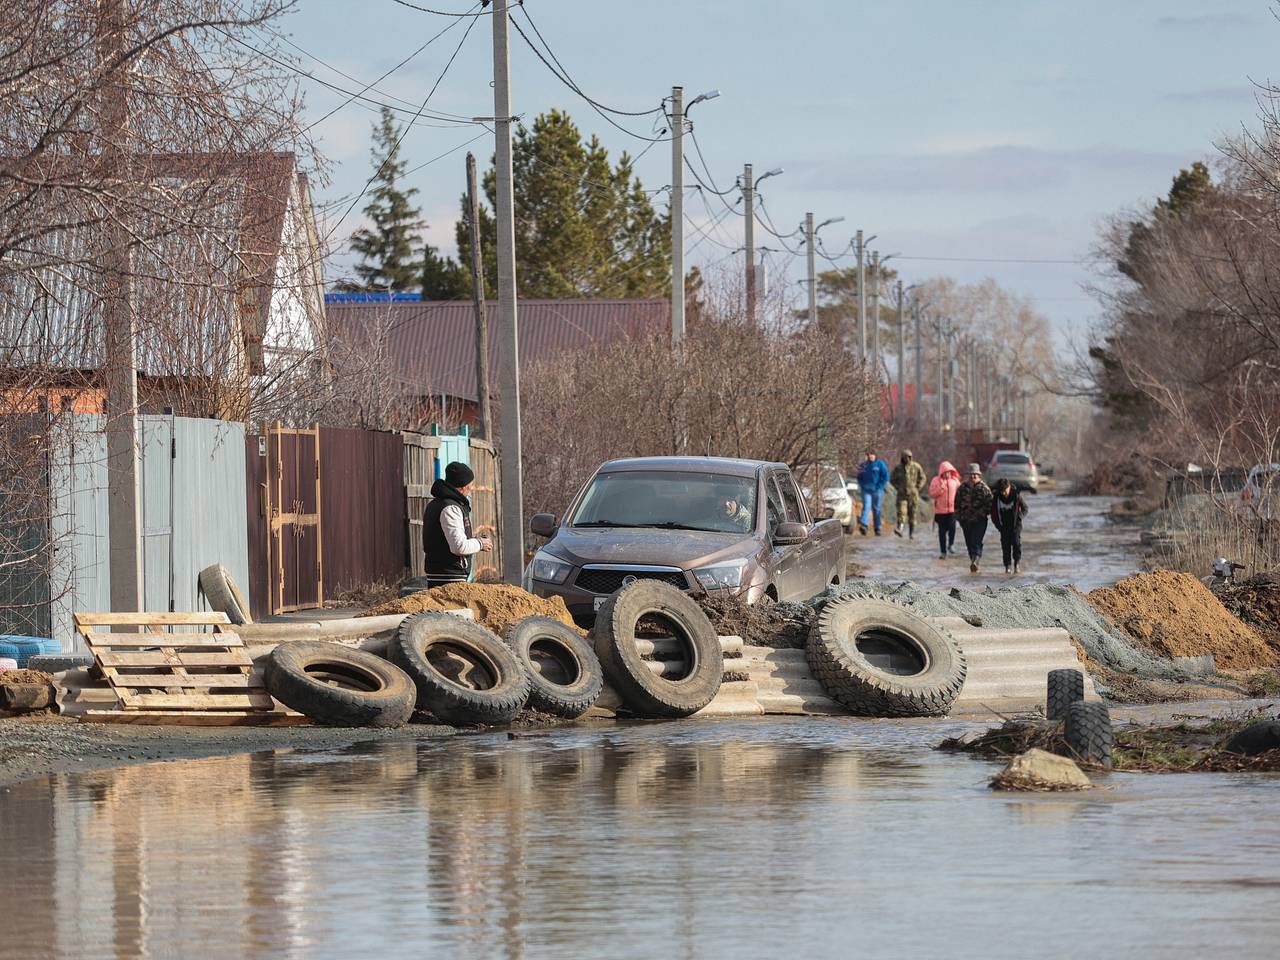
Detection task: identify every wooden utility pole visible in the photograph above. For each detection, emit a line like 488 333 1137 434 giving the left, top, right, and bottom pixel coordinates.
465 152 491 441
99 0 142 613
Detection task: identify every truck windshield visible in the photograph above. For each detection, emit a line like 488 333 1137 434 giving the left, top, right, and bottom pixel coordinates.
571 470 757 534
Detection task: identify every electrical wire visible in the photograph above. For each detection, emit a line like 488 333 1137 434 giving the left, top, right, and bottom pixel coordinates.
893 254 1102 265
402 129 491 177
325 13 482 243
389 0 493 16
686 128 736 196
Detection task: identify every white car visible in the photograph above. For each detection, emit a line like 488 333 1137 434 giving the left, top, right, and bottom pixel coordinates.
1241 463 1280 521
801 465 854 532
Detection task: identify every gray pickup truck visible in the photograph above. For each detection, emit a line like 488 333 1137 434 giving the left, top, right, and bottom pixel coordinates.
523 456 846 625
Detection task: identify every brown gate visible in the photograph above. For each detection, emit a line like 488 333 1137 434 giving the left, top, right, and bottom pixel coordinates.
263 422 322 612
468 439 502 581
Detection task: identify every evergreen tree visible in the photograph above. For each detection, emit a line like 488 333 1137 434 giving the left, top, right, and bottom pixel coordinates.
338 107 425 292
421 243 468 300
456 110 670 299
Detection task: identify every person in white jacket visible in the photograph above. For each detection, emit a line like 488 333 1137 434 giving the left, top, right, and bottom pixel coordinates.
422 461 492 587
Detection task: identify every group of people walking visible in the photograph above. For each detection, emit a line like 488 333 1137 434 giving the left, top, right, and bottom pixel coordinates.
856 449 1028 575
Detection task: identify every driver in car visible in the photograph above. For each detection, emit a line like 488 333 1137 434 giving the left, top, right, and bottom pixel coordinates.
722 495 753 531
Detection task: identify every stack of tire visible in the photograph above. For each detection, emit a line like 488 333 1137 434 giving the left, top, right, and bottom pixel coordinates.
263 611 608 728
1047 668 1113 767
806 593 967 717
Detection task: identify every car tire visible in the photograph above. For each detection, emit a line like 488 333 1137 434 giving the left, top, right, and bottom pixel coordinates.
1046 668 1085 721
199 563 252 624
807 594 967 716
1063 701 1113 767
392 613 530 726
504 616 603 718
591 580 722 718
264 641 416 728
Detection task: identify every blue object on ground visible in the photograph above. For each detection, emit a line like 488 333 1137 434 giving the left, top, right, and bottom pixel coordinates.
0 635 62 667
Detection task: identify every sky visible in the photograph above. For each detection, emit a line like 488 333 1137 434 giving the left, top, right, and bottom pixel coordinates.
283 0 1280 348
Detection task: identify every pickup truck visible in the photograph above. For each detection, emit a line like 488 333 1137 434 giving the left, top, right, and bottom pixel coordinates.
523 456 846 625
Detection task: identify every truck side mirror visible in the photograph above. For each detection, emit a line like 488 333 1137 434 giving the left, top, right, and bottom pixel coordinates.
773 522 808 546
530 513 557 538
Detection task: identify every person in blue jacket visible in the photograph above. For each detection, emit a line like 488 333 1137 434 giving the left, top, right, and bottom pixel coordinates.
856 450 891 536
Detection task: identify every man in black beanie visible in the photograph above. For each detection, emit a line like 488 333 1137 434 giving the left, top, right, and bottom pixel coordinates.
422 461 492 587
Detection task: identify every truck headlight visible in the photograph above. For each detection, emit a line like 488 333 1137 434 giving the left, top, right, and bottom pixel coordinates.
530 550 573 584
693 560 748 590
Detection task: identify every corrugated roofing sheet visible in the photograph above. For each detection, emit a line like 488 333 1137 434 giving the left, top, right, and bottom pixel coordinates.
326 298 669 402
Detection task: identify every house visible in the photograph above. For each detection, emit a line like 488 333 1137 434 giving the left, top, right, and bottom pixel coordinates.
324 298 669 428
0 152 325 421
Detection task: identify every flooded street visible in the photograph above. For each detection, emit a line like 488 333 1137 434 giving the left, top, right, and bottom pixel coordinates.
851 493 1143 591
2 718 1279 959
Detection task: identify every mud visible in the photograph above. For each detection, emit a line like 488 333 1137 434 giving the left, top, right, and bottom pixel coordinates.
1088 571 1279 670
363 582 577 636
0 668 54 686
695 594 812 649
1216 573 1280 654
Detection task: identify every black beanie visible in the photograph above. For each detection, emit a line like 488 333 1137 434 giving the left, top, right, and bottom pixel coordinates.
445 461 474 489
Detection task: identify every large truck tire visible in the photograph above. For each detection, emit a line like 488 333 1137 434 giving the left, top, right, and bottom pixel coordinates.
1063 701 1113 767
264 641 415 727
199 563 252 624
1046 668 1085 721
392 613 530 726
590 580 722 718
807 594 966 717
505 616 603 719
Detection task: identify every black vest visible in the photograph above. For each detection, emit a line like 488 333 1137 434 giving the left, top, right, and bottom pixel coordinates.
423 479 473 577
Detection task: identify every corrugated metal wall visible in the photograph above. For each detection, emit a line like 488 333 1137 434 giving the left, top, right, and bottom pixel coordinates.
319 426 405 595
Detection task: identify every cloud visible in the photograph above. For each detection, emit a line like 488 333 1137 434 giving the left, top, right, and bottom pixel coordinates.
1163 85 1258 104
808 145 1191 194
1155 13 1258 29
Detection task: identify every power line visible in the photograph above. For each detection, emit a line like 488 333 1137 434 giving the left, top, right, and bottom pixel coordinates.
895 254 1101 265
389 0 494 15
326 13 482 243
686 128 736 196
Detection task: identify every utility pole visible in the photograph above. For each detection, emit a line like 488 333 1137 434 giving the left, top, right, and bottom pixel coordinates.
945 325 955 433
466 152 491 441
913 303 923 426
870 251 881 374
670 86 685 345
805 212 817 326
100 0 141 614
743 163 755 324
895 280 905 422
492 0 523 583
935 318 945 434
855 230 866 359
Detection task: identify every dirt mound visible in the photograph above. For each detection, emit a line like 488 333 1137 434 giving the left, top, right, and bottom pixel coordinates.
1216 573 1280 655
695 594 813 649
363 582 577 636
1088 571 1278 670
0 669 54 686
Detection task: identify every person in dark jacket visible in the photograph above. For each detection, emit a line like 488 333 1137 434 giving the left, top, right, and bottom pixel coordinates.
991 478 1028 575
953 463 993 573
422 461 492 587
856 451 891 536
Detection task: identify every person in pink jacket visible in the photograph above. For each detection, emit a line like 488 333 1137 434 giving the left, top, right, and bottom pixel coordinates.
928 460 961 559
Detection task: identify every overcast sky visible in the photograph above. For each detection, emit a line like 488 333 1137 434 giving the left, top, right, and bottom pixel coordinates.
286 0 1280 346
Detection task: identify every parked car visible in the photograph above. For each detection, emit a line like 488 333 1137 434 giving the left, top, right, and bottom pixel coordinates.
986 449 1039 492
799 464 854 532
523 456 846 625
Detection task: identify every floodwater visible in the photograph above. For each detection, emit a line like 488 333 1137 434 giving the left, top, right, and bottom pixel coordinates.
851 492 1142 591
2 717 1279 959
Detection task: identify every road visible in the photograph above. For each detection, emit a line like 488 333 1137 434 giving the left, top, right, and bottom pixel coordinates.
847 492 1142 592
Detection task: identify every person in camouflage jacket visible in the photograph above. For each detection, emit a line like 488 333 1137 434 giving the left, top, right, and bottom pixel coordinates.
953 463 993 572
890 450 928 539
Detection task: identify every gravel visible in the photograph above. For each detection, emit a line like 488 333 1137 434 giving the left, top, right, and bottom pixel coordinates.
817 579 1206 681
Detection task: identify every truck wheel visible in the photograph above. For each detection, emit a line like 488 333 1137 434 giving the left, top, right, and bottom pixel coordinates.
505 616 603 718
591 580 722 718
392 613 530 726
807 595 967 716
1046 668 1084 721
1064 701 1113 767
264 641 416 727
199 563 252 624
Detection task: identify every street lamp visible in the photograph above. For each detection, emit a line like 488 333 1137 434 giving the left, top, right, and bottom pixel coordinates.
744 166 782 324
685 88 721 114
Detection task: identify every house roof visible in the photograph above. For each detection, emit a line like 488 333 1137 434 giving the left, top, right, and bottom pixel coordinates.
326 298 669 401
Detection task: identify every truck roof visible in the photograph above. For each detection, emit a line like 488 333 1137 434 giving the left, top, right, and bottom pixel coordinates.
596 456 778 478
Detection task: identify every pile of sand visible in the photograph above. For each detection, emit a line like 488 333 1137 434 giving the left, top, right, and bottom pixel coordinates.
363 582 577 637
0 668 54 686
1088 571 1279 670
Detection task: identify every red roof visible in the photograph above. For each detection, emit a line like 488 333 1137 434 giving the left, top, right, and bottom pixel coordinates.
326 298 669 401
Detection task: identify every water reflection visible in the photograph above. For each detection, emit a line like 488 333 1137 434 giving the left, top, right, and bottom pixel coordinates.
1 718 1278 959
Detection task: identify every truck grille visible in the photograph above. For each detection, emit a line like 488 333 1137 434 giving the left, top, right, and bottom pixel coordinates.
574 568 688 595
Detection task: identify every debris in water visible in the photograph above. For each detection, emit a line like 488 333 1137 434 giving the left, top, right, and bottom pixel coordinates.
695 594 813 649
990 748 1092 791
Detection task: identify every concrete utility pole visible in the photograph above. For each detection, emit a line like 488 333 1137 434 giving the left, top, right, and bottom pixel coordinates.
935 319 945 434
100 0 141 614
491 0 523 582
804 212 817 326
743 163 755 324
913 303 923 425
895 280 905 422
466 152 491 442
870 251 881 374
670 86 685 345
945 326 956 433
855 230 866 358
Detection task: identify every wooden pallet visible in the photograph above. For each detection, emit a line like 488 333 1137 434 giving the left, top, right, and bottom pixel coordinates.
74 611 304 725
